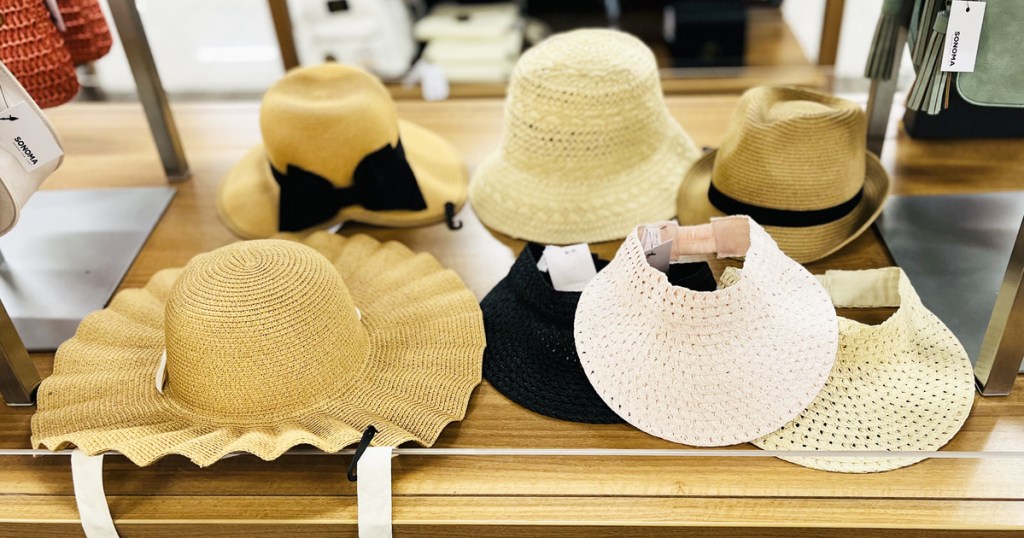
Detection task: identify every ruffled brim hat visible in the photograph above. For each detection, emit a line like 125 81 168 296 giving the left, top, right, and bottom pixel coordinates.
32 232 485 466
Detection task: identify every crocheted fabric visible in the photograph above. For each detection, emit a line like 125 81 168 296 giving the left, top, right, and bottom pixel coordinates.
32 232 485 467
483 243 717 423
469 28 700 244
575 217 838 446
750 267 975 473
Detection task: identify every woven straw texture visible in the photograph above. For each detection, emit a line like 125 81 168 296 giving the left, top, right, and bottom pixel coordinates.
32 233 485 467
0 0 79 108
469 29 700 244
574 217 838 446
218 64 467 239
748 268 975 473
482 244 719 423
677 86 890 263
58 0 113 64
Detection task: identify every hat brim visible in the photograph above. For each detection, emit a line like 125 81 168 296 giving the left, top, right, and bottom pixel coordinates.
469 121 701 244
31 232 484 467
217 120 468 239
481 281 623 424
677 150 890 264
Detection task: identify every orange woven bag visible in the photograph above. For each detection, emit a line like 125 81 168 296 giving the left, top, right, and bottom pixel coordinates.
0 0 79 108
58 0 112 64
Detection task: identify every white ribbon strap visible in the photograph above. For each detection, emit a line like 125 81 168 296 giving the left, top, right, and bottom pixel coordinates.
357 446 394 538
71 450 119 538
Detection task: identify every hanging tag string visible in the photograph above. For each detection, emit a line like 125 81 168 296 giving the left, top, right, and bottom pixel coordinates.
346 425 378 482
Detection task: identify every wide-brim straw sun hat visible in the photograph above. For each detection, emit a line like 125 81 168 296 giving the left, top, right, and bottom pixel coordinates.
470 29 701 244
481 243 717 424
574 216 839 446
218 64 467 239
749 267 975 473
32 232 485 467
0 59 64 236
677 86 890 264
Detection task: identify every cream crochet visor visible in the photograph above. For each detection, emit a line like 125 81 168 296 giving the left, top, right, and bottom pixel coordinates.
469 29 701 244
574 216 838 446
32 233 485 466
751 267 975 473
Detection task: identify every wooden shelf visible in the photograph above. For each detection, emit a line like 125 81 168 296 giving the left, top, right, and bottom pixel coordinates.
4 96 1024 535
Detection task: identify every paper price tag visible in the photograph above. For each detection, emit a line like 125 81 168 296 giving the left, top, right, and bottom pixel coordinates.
540 243 597 292
941 1 986 73
642 224 673 274
0 101 63 173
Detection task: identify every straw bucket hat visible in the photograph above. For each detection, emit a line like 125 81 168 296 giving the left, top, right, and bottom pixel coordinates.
481 243 717 423
469 29 701 244
574 216 839 446
218 64 467 239
749 267 975 473
0 60 64 236
32 233 485 466
677 86 890 264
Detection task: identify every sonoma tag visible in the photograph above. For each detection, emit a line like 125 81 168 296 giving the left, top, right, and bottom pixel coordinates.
941 1 986 73
0 101 62 173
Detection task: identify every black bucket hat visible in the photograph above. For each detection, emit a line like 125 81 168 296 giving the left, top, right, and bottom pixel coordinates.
482 243 717 423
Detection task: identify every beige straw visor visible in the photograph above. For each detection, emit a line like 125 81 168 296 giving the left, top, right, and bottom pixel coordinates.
32 233 485 467
677 86 890 264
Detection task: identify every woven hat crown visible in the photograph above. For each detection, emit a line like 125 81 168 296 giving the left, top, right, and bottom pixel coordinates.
713 86 867 211
500 29 675 177
163 240 366 420
260 64 399 190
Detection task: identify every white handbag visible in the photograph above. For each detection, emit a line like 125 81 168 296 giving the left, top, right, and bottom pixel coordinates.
292 0 416 79
413 2 520 41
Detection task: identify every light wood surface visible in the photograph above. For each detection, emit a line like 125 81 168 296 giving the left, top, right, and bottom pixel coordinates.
3 96 1024 535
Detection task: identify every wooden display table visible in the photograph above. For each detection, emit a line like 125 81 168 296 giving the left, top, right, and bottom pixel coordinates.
2 96 1024 536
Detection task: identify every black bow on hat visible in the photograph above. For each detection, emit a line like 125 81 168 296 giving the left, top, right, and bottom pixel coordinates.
272 140 428 232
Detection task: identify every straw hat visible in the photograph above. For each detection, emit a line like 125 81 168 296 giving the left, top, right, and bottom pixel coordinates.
0 60 63 236
677 86 890 264
574 216 839 446
31 233 485 467
749 267 975 473
218 64 467 239
482 243 717 423
469 29 701 244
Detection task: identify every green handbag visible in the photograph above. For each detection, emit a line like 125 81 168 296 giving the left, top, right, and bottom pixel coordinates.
867 0 1024 115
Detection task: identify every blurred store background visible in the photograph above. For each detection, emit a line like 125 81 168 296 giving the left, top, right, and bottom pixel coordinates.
76 0 909 100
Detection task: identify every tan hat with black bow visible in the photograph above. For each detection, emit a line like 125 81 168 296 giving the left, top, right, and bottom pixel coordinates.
677 86 890 263
218 64 467 239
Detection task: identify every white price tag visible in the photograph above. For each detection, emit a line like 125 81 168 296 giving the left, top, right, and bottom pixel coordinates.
540 243 597 292
941 1 986 73
0 101 63 173
642 225 673 274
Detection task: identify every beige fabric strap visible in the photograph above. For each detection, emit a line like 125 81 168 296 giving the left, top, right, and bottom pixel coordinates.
71 450 119 538
815 267 903 308
638 216 751 261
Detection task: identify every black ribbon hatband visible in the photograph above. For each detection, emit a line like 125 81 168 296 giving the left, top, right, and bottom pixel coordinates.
272 139 428 232
708 181 863 228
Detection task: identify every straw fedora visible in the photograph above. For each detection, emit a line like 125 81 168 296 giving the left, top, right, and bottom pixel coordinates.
574 216 839 446
32 233 485 466
469 29 701 244
0 60 64 236
749 267 975 473
481 243 717 423
677 86 890 264
218 64 467 239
